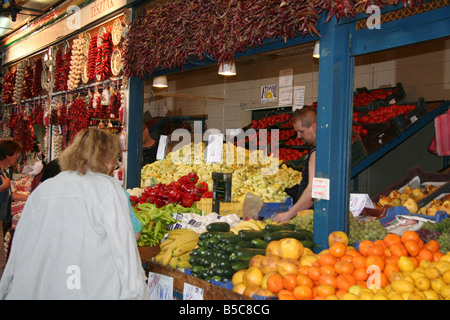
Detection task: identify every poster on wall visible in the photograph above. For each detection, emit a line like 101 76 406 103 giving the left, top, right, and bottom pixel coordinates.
293 86 306 110
279 86 293 106
261 84 278 104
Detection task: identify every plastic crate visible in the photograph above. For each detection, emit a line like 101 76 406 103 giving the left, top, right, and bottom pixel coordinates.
353 83 405 112
379 206 448 226
361 122 399 154
259 197 294 220
193 198 244 217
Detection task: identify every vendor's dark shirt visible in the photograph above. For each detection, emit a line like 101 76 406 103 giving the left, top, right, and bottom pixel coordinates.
297 147 316 209
142 142 159 167
40 159 61 183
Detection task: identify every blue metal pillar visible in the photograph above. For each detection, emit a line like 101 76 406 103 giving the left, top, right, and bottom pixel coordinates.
126 76 144 189
313 20 354 250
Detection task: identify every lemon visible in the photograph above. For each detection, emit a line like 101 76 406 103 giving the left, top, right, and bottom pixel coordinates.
425 266 441 280
341 293 358 300
414 277 431 291
391 279 415 294
326 295 339 300
410 270 425 281
407 292 424 300
398 256 415 273
440 253 450 263
387 292 404 300
359 291 374 300
419 259 432 269
435 261 450 274
423 289 440 300
443 269 450 285
373 294 388 300
431 278 446 294
348 285 363 296
439 284 450 299
232 282 246 294
232 269 246 286
299 254 318 267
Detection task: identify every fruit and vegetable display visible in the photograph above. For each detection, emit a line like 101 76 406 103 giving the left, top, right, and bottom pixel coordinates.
353 104 417 124
140 142 302 202
353 87 399 107
230 230 450 300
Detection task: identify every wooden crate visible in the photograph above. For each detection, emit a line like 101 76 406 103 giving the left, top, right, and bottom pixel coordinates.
144 260 253 300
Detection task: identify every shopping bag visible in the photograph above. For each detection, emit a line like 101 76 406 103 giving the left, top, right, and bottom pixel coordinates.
434 110 450 156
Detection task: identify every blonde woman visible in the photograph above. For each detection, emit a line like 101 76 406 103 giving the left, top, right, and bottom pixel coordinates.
0 129 149 300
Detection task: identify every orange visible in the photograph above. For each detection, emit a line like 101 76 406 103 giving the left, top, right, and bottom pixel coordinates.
297 265 310 275
320 265 337 277
340 254 354 264
267 274 284 293
277 258 299 277
318 253 337 267
334 260 355 275
367 244 385 257
433 251 444 262
410 256 419 268
259 254 281 274
335 289 347 299
384 263 400 280
358 240 374 257
385 255 400 265
265 240 281 257
296 274 314 288
390 243 408 257
336 274 356 291
374 239 387 249
352 255 367 269
278 289 296 300
366 255 385 271
306 266 321 281
293 285 313 300
423 240 440 253
404 240 421 257
417 248 434 262
329 242 347 258
346 248 362 258
401 230 420 244
282 274 298 291
367 272 387 289
316 284 336 297
356 280 368 289
384 233 402 248
353 267 369 281
319 274 337 288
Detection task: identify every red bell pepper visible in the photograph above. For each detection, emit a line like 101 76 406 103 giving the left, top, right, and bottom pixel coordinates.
187 172 199 184
196 182 208 193
202 191 213 198
181 193 194 207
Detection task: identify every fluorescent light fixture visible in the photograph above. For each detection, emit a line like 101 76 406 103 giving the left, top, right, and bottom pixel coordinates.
153 75 168 88
218 61 236 76
313 41 320 58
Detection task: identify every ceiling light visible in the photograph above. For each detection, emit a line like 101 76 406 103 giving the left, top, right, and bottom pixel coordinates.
313 41 320 58
218 61 236 76
153 75 168 88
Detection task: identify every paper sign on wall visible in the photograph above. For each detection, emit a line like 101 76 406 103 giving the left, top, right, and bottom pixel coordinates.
156 135 168 160
312 177 330 200
279 86 293 106
147 272 174 300
293 86 306 110
261 84 278 103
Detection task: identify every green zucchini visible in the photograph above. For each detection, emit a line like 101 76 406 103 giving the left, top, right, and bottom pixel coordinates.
264 230 313 242
238 230 265 241
251 238 268 249
300 240 319 251
264 223 295 232
234 248 266 258
206 222 230 232
199 232 212 241
207 236 221 246
221 235 242 244
224 244 236 253
232 261 250 271
235 240 255 249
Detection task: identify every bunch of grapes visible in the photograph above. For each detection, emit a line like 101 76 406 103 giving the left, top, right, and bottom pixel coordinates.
288 211 388 245
348 214 387 245
289 211 314 232
420 218 450 254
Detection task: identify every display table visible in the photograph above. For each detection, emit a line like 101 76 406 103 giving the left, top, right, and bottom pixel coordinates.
144 260 253 300
138 246 160 264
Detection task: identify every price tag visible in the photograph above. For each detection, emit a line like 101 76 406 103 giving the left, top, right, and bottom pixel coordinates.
147 272 174 300
350 193 375 216
156 135 168 160
183 283 204 300
206 133 223 163
312 177 330 200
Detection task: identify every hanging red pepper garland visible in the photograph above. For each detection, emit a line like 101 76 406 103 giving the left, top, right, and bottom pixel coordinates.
67 98 88 143
15 111 35 153
96 31 113 81
2 71 15 104
31 103 44 125
21 65 34 100
31 58 42 97
88 36 98 81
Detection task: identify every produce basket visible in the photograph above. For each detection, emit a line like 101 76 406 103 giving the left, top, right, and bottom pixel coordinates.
193 198 244 217
259 197 294 220
353 82 405 112
371 166 450 204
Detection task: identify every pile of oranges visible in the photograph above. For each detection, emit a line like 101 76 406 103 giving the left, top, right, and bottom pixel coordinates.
232 230 447 300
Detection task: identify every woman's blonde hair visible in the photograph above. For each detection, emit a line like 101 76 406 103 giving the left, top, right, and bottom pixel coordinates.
59 128 121 175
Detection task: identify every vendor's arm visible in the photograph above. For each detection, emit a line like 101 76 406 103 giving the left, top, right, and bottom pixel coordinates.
12 192 29 202
273 151 316 223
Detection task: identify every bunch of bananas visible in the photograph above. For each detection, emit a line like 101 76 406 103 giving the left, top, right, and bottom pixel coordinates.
155 229 199 269
230 219 266 234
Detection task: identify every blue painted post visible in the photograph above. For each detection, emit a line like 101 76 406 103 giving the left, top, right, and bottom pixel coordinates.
126 76 144 189
313 20 353 250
